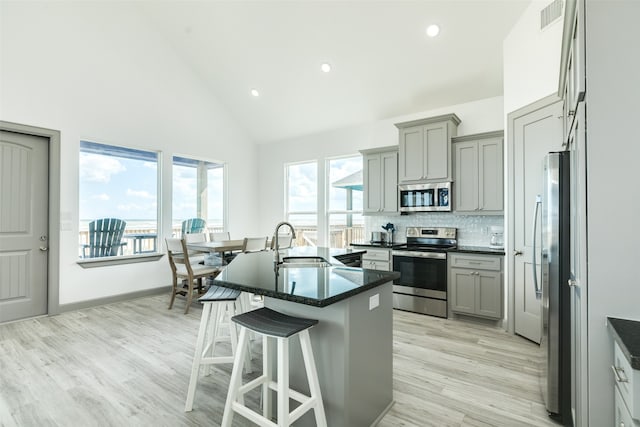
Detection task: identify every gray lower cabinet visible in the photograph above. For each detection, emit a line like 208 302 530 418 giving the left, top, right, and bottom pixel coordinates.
361 146 398 215
452 130 504 214
362 248 391 271
449 253 503 320
613 340 640 426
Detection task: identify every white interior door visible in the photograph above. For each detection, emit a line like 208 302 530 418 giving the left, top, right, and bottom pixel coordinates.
512 99 563 343
0 130 49 323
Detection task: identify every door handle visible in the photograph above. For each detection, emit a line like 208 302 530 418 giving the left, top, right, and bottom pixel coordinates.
532 195 542 299
568 279 577 287
514 250 523 256
39 246 49 251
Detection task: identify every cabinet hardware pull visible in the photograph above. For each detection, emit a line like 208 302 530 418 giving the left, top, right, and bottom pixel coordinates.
611 365 628 383
514 250 523 256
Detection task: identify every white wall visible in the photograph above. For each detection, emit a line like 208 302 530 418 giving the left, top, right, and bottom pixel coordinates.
0 2 258 304
256 96 505 240
585 1 640 424
503 0 564 115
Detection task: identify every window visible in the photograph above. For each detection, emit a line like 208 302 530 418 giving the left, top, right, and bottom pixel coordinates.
172 156 225 237
328 156 363 248
285 161 318 247
78 141 159 258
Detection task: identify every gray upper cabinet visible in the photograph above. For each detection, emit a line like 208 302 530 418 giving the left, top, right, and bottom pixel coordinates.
453 130 504 214
395 114 460 184
559 0 586 147
361 146 398 215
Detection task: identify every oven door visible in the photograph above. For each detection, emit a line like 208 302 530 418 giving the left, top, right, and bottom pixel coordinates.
392 251 447 299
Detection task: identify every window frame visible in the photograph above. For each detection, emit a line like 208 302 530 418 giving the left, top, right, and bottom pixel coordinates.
171 154 228 237
77 140 163 267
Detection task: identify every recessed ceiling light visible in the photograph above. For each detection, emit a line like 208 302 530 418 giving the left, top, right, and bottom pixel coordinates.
426 24 440 37
321 63 332 73
250 88 260 97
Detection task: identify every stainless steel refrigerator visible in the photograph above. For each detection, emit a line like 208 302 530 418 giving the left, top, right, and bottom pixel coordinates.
536 151 571 424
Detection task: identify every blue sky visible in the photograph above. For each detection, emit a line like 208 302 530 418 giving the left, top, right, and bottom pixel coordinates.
79 147 361 228
79 151 223 226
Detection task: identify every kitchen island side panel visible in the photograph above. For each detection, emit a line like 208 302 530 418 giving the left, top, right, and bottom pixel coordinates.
264 281 393 427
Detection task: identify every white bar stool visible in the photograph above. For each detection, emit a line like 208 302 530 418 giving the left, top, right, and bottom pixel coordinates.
184 285 252 412
221 307 327 427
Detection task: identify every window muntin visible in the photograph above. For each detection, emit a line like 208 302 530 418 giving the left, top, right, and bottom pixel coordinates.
78 141 159 258
327 155 364 248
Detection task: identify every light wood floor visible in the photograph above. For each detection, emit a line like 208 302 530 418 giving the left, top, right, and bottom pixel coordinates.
0 295 558 426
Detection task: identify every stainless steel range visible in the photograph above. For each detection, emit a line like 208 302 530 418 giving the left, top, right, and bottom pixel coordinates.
391 227 457 318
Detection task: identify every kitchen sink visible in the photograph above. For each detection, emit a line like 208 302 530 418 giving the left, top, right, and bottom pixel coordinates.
279 256 331 268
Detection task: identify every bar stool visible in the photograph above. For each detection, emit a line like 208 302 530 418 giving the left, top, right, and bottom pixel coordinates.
184 285 252 412
221 307 327 427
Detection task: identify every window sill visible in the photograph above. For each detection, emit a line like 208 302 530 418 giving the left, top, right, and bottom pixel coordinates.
77 253 164 268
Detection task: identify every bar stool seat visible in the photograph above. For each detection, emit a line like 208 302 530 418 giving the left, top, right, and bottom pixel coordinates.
221 307 327 427
185 285 251 412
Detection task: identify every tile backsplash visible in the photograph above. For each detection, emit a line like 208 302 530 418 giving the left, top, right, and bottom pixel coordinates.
365 213 504 247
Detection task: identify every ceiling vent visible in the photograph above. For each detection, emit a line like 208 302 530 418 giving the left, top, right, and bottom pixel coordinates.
541 0 563 30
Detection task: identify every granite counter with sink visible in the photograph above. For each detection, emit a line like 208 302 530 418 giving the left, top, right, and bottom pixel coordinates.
212 246 398 427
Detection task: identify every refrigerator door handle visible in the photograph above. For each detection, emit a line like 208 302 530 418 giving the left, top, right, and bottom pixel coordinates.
532 195 542 299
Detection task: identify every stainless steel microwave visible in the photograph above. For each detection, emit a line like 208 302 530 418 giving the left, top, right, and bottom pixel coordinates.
398 182 451 212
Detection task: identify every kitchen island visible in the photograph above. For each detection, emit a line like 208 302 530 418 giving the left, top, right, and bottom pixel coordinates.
213 246 399 427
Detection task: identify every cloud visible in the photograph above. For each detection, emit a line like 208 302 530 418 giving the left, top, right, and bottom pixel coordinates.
126 189 155 199
92 193 110 201
79 153 126 183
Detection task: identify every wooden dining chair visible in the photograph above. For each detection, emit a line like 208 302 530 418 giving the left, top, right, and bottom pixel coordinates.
209 231 230 241
270 233 294 250
241 237 268 253
183 232 207 265
165 238 221 314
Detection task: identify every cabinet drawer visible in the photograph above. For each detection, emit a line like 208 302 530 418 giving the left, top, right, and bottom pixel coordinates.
449 253 501 271
362 260 390 271
614 340 640 421
615 385 638 427
363 249 391 262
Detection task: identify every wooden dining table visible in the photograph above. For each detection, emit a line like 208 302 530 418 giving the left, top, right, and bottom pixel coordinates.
186 239 245 254
186 239 246 266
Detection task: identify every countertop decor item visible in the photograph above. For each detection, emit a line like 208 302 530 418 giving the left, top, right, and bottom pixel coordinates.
382 223 395 244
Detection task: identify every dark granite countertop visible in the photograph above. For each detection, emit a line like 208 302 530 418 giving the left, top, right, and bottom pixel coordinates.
608 317 640 369
350 241 403 249
454 246 506 255
214 247 399 307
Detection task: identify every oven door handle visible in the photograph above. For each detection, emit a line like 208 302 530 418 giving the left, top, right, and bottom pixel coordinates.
392 251 446 260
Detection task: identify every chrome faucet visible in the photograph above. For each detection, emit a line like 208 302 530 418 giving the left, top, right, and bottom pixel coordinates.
273 221 296 264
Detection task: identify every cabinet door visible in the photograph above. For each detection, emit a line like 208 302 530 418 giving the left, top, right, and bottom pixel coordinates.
381 150 398 212
478 138 504 212
454 141 478 212
450 268 476 315
363 153 381 213
424 122 449 181
399 126 424 182
476 270 503 319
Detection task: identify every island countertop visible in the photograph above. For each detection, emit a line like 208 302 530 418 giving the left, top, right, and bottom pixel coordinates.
213 246 399 307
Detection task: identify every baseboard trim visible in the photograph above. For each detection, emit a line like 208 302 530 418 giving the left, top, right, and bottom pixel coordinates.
59 286 172 313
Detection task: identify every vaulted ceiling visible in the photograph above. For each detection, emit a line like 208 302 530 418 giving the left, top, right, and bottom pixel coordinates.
137 1 530 144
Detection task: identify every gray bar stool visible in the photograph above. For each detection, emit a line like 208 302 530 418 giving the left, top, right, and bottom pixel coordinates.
221 307 327 427
184 285 251 412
